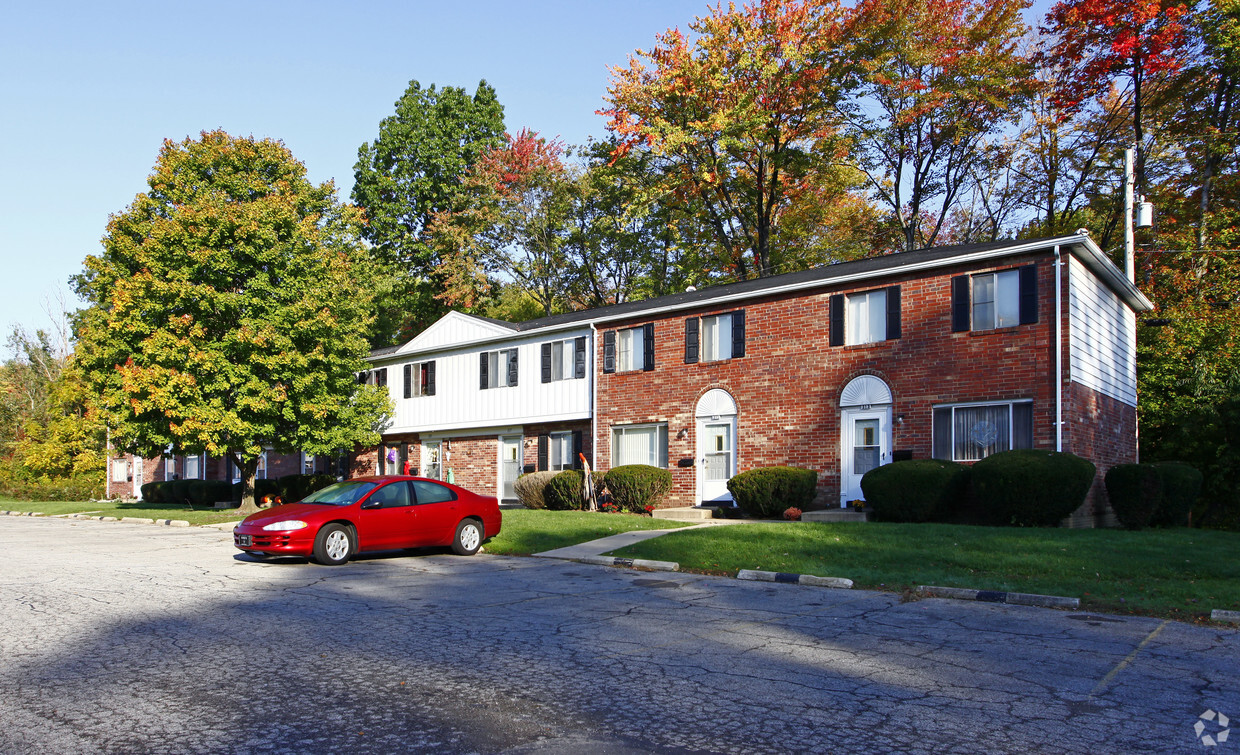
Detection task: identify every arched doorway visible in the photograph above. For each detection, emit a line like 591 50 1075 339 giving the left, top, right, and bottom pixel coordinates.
839 376 892 507
696 388 738 504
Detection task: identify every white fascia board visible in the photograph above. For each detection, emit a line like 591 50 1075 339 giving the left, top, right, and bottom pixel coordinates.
386 411 591 437
584 235 1153 326
367 323 593 365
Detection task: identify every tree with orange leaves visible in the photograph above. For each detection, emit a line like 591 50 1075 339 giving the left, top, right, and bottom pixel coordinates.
601 0 868 279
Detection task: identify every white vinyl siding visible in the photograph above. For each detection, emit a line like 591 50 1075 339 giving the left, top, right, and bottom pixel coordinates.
612 423 668 468
846 289 887 345
617 327 644 372
701 314 733 361
1068 256 1138 407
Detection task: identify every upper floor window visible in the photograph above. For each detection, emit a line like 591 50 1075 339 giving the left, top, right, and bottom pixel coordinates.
603 324 655 373
932 401 1033 462
480 349 518 389
404 361 436 398
952 266 1037 332
541 337 586 382
829 286 901 346
685 311 746 363
358 368 387 387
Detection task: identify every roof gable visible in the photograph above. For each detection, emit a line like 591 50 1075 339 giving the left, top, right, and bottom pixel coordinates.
396 311 517 355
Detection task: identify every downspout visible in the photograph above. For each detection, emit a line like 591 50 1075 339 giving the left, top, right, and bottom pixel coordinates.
589 322 598 470
1054 245 1063 452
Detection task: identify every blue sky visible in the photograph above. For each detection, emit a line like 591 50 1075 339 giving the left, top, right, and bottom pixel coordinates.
0 0 713 342
0 0 1054 347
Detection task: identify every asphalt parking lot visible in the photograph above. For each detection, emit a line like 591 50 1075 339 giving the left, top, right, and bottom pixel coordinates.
1 515 1237 754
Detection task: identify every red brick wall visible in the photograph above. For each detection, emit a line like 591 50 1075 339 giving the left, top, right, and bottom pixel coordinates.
1061 382 1137 527
594 252 1126 510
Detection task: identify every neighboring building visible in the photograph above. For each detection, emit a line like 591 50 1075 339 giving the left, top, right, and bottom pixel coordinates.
109 234 1152 527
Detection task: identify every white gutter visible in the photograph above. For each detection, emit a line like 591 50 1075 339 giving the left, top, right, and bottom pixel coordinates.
1054 245 1063 452
588 322 598 469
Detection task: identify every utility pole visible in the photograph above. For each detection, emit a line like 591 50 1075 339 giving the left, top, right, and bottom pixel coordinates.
1124 148 1136 284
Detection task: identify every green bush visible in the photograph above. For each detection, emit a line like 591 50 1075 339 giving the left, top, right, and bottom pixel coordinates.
727 466 817 519
188 480 235 508
0 474 102 502
279 474 336 503
1105 464 1162 530
513 471 558 510
860 459 970 523
970 449 1095 527
1151 461 1202 528
167 479 194 505
604 465 673 513
545 469 605 510
140 481 164 503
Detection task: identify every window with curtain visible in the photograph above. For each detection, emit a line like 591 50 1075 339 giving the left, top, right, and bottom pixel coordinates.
932 402 1033 461
611 423 668 468
846 289 887 345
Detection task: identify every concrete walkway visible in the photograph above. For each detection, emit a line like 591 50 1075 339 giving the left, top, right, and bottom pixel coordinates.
532 519 744 560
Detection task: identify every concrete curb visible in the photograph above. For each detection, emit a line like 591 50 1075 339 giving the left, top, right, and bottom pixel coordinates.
2 510 45 517
737 569 853 589
577 555 679 572
1212 609 1240 624
918 585 1080 610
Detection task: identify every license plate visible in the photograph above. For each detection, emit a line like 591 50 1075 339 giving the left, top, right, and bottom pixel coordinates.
237 534 252 547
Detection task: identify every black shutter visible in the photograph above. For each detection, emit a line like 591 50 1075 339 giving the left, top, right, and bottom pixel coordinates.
403 364 412 399
541 342 553 383
684 317 699 364
537 435 549 471
829 294 844 347
479 352 489 390
886 286 901 340
951 276 971 332
732 309 746 358
642 323 655 371
574 337 586 379
603 331 616 373
572 430 583 469
1019 265 1038 324
357 371 367 385
507 349 519 386
933 408 953 460
425 361 436 396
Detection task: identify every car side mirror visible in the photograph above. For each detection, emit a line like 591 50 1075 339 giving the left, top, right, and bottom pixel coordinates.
360 500 381 510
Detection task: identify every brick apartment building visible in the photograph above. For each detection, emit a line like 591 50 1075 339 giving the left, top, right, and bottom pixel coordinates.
108 234 1151 527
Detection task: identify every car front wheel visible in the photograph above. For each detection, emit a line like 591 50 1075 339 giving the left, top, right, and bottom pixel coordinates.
452 519 483 556
313 523 354 565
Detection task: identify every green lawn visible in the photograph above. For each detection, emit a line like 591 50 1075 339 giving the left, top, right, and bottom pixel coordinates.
0 498 245 526
482 509 692 556
607 521 1240 621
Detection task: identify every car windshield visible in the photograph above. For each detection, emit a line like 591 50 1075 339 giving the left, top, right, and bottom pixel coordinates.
301 481 379 506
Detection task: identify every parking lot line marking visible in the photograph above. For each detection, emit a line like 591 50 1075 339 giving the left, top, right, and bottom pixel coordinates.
1089 619 1169 698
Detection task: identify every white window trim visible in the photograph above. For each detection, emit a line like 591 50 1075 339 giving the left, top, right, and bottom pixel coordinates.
971 269 1021 331
701 314 733 362
484 349 518 388
616 327 644 372
549 431 574 471
846 289 887 346
932 399 1033 462
611 422 669 468
549 340 576 381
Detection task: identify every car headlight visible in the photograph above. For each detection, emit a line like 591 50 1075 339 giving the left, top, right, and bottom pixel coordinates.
262 520 308 532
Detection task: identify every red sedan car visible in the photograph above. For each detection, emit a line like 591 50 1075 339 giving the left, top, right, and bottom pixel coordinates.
233 476 502 565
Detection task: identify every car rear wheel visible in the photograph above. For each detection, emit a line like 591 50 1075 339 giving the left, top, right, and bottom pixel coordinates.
452 519 483 556
313 524 354 565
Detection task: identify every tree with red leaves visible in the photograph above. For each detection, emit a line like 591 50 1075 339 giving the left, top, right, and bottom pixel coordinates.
1041 0 1192 193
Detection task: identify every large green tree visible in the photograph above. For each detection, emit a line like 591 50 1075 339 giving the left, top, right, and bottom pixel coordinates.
352 80 505 343
75 130 391 513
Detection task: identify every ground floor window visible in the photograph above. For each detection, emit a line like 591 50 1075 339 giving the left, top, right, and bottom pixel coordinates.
549 432 574 471
185 454 203 479
932 401 1033 461
612 423 668 468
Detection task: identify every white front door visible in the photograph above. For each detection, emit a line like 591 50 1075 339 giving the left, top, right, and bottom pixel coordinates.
697 419 736 503
132 457 143 499
499 435 521 501
840 407 891 506
422 441 442 480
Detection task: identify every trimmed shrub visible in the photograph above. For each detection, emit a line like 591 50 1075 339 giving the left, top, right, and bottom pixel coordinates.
1105 463 1162 530
513 471 558 510
279 474 336 503
1151 461 1203 528
970 449 1095 527
727 466 817 519
860 459 970 523
605 464 673 513
0 474 102 502
188 480 235 508
167 479 194 505
140 481 164 503
546 469 605 510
